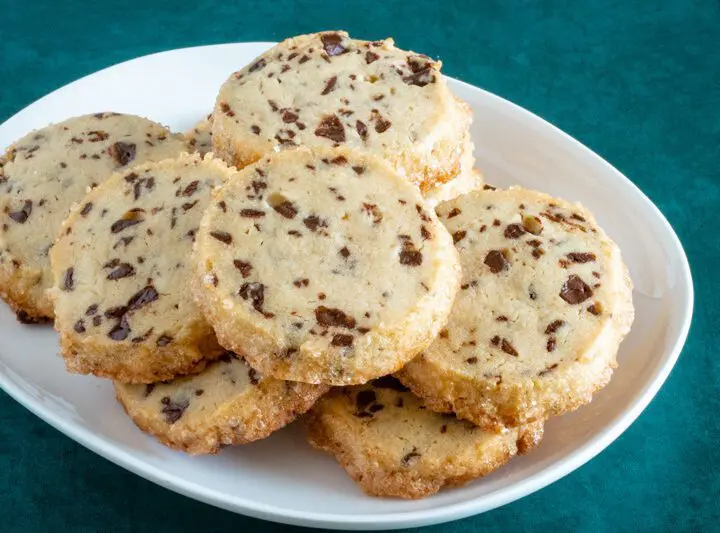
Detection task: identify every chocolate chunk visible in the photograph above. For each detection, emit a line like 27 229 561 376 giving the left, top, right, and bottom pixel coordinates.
73 319 86 334
220 102 235 117
127 285 159 311
315 306 356 329
62 267 75 291
109 142 136 166
500 339 519 356
233 260 252 278
560 275 593 304
401 448 421 466
251 125 261 135
490 335 501 346
540 362 558 375
161 397 189 424
339 246 350 258
272 201 297 219
248 368 260 385
156 334 173 347
466 356 478 364
240 209 266 218
80 203 93 217
362 203 383 224
373 113 392 133
355 120 368 139
545 320 566 334
452 230 466 244
315 115 346 143
282 110 299 123
504 223 526 239
447 207 462 218
106 263 135 280
399 250 423 266
331 333 354 347
330 155 347 165
85 304 99 316
321 76 338 95
111 209 144 233
293 278 309 287
546 337 557 353
210 231 232 244
8 200 32 224
320 32 348 56
365 51 380 64
108 315 131 341
303 215 327 232
239 282 267 314
352 165 365 175
248 58 266 72
484 250 509 273
567 252 597 263
182 180 200 197
251 180 267 196
104 306 128 319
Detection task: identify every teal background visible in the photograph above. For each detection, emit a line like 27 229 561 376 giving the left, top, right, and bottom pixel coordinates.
1 0 718 531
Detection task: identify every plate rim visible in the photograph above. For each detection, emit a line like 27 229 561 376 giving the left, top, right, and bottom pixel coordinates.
0 42 694 530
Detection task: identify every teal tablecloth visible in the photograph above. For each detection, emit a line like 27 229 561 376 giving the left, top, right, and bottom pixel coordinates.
1 1 717 531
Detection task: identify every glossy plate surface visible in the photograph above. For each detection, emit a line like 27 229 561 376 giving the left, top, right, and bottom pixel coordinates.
0 43 693 530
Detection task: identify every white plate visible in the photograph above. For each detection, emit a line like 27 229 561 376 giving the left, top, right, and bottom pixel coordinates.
0 43 693 530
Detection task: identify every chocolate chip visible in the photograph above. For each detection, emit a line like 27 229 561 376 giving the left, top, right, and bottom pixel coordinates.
546 337 557 353
182 180 200 197
331 333 354 347
85 304 98 316
282 110 299 123
567 252 597 263
156 334 173 347
293 278 309 287
62 267 75 291
352 165 365 175
452 230 466 244
272 201 297 219
490 335 501 346
108 315 131 341
399 250 423 266
466 356 478 364
560 275 593 304
251 125 261 135
8 200 32 224
321 76 338 95
504 223 526 239
401 448 421 466
80 203 93 217
500 338 519 356
355 120 368 140
128 285 159 311
210 231 232 244
220 102 235 117
248 58 266 72
339 246 350 258
109 142 136 166
446 207 462 218
320 32 348 56
106 263 135 280
161 397 189 424
540 362 558 375
240 208 265 219
73 319 86 334
484 250 509 273
239 282 267 314
303 215 327 232
365 51 379 64
362 203 383 224
233 260 252 278
248 368 260 385
373 113 392 133
315 115 346 142
496 315 508 322
315 306 356 329
111 209 145 233
545 320 565 335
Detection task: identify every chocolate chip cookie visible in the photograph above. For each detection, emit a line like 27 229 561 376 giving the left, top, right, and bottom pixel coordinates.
193 147 461 385
306 377 543 499
0 113 188 322
212 31 472 193
116 351 329 454
49 153 236 383
397 187 635 430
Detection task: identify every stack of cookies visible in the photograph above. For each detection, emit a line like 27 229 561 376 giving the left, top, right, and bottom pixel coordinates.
0 31 634 499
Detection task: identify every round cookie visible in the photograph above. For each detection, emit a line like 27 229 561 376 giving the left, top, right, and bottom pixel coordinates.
424 135 482 206
397 187 635 431
306 377 543 499
0 113 188 322
212 31 471 192
193 147 461 385
186 115 213 156
116 351 329 454
49 153 237 383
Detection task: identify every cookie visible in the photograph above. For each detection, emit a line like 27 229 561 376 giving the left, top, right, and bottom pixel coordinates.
305 377 543 499
193 147 461 385
397 187 635 430
116 351 329 454
212 31 471 193
424 134 482 206
186 115 213 156
0 113 188 322
49 153 237 383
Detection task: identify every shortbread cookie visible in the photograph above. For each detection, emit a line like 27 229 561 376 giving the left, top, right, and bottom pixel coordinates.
49 153 236 383
116 351 329 454
0 113 187 322
212 31 471 192
424 135 482 206
193 147 461 385
397 187 635 430
186 115 213 156
306 377 543 499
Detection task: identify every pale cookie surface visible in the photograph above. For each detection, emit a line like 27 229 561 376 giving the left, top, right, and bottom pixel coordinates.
306 377 543 499
116 351 329 454
212 31 471 192
397 187 635 430
193 147 460 385
50 154 236 383
0 113 187 322
186 116 213 156
424 134 482 206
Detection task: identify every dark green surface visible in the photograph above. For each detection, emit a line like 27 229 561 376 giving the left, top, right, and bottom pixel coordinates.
1 1 718 531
